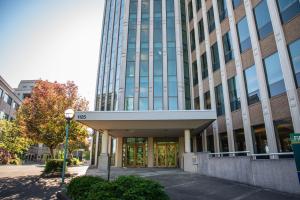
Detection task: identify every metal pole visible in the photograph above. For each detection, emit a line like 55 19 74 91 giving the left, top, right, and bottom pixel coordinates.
62 120 70 184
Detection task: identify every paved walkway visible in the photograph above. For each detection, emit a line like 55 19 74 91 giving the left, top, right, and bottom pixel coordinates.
87 167 300 200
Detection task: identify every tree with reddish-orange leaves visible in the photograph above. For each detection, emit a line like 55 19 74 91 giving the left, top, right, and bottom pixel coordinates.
16 80 89 157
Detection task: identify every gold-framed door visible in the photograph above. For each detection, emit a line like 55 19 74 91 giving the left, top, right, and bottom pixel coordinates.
124 139 147 167
155 143 177 167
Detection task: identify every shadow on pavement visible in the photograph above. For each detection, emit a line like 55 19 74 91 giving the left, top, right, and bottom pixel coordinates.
0 175 61 200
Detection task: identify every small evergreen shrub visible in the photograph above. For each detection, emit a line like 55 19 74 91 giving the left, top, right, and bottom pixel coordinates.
67 158 81 166
67 176 105 200
9 157 21 165
44 159 64 174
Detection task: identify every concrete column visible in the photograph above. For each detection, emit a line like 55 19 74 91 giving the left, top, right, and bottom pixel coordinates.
178 137 185 168
108 135 112 155
148 137 154 167
184 129 191 153
226 0 254 154
149 0 154 110
115 137 123 167
94 132 99 166
118 0 130 110
212 0 235 152
192 0 204 109
89 133 93 166
267 0 300 133
101 130 109 154
202 131 208 152
174 0 185 110
192 136 197 153
134 0 141 110
243 0 278 156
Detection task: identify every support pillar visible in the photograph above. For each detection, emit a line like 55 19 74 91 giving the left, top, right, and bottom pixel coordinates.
98 130 109 171
202 131 208 152
115 137 123 167
184 129 191 153
148 137 154 167
94 132 99 166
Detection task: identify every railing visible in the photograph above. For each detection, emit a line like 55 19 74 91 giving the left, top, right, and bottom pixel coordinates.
207 151 294 159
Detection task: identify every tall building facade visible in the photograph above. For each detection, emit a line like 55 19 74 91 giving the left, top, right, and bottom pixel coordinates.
78 0 300 192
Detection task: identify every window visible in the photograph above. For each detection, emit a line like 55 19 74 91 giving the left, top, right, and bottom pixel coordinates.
154 76 163 97
192 61 198 85
0 88 3 98
194 97 200 110
228 76 241 111
211 42 220 71
125 97 134 111
277 0 300 23
207 134 215 153
253 0 273 40
223 31 234 63
201 53 208 79
196 0 202 11
198 20 205 43
3 93 12 106
207 7 215 33
188 1 193 21
139 77 148 98
274 119 293 153
263 52 286 97
252 124 268 154
204 91 211 109
139 98 148 111
154 97 163 110
215 84 225 116
169 97 178 110
237 17 251 53
218 0 227 22
234 129 246 151
190 29 196 52
288 39 300 88
232 0 242 9
220 132 229 152
244 65 260 105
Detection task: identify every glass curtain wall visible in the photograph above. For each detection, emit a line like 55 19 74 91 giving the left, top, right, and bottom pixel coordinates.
167 0 178 110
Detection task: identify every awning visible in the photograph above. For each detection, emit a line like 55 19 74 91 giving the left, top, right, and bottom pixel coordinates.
75 110 216 137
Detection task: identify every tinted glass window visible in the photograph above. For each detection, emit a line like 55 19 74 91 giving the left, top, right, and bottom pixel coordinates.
188 1 193 21
198 20 205 43
125 97 134 111
169 97 178 110
228 76 241 111
139 98 148 111
215 84 225 116
274 119 293 152
263 52 286 97
211 42 220 71
253 124 268 153
232 0 242 9
207 7 215 33
237 17 251 53
192 61 198 86
0 88 3 98
223 31 234 63
201 53 208 79
234 129 246 151
218 0 227 22
244 65 260 105
204 91 211 109
190 29 196 52
196 0 202 11
288 39 300 88
277 0 300 23
154 76 163 96
154 97 163 110
194 97 200 110
254 0 273 40
139 77 148 97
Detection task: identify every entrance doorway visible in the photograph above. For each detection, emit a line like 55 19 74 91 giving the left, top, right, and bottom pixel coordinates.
123 138 147 167
154 140 178 167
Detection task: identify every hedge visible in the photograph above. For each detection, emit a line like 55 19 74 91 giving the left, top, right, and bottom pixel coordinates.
44 159 65 174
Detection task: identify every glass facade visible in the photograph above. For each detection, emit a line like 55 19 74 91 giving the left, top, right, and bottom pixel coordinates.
232 0 242 9
288 39 300 88
194 97 200 110
198 19 205 43
220 132 229 152
228 76 241 111
263 52 286 97
217 0 227 22
211 42 220 71
223 31 234 63
237 17 251 53
196 0 202 11
253 0 273 40
274 119 293 152
207 7 215 33
234 129 246 151
201 53 208 79
244 65 260 105
204 91 211 109
277 0 300 23
215 84 225 116
192 61 198 86
252 124 268 154
190 29 196 52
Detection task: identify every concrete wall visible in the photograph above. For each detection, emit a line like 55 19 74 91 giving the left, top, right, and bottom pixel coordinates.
183 153 300 194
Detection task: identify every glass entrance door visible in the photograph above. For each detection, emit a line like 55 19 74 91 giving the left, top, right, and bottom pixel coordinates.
123 138 147 167
154 142 178 167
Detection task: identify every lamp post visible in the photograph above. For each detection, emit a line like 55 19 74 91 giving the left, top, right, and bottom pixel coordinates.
62 108 75 185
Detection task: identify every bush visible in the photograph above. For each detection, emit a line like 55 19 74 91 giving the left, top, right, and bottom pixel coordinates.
9 157 21 165
44 159 65 174
67 175 169 200
67 176 105 200
67 158 81 166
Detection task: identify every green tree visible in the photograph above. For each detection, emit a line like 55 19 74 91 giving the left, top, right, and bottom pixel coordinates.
0 120 31 158
17 80 89 157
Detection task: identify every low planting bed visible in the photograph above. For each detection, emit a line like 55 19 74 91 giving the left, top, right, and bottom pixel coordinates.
61 175 169 200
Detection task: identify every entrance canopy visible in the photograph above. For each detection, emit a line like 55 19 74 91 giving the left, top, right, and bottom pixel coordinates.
75 110 216 137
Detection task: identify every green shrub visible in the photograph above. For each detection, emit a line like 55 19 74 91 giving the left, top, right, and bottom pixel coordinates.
67 176 105 200
67 157 81 166
66 175 169 200
9 157 21 165
44 159 65 174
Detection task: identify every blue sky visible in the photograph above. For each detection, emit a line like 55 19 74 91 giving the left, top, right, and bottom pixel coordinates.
0 0 105 110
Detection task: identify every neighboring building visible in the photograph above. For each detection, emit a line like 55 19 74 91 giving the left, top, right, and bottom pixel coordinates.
0 76 22 120
76 0 300 194
15 80 36 100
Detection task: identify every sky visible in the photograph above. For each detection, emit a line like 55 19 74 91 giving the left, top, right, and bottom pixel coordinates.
0 0 105 110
